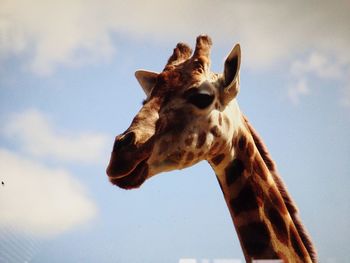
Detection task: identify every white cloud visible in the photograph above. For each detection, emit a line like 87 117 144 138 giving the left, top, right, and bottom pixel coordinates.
340 76 350 107
341 95 350 107
0 148 96 238
1 0 349 74
290 52 343 79
288 78 310 105
1 109 108 164
0 0 115 75
1 0 350 106
288 52 350 105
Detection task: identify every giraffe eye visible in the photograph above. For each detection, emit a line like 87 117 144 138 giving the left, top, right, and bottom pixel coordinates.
186 90 214 109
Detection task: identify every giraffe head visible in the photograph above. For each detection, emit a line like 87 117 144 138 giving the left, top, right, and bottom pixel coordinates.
107 35 242 189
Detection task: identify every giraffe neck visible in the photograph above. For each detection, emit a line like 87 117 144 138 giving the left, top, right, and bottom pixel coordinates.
208 115 315 263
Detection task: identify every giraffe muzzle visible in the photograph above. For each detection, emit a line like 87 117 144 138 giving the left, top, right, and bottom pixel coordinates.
113 132 136 151
106 130 155 189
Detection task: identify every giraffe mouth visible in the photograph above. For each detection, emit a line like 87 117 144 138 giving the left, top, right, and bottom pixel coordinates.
106 133 155 190
107 158 149 190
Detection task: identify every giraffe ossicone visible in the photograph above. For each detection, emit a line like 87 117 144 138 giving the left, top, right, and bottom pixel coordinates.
106 35 317 263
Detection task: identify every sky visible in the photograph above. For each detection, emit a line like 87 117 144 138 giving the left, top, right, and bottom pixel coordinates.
0 0 349 262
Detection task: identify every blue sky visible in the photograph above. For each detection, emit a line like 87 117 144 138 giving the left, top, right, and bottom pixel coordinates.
0 1 349 262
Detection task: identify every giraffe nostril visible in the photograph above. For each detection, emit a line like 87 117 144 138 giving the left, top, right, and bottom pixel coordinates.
113 132 136 151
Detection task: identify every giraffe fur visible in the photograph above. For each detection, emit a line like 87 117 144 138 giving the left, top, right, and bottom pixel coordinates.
106 35 317 263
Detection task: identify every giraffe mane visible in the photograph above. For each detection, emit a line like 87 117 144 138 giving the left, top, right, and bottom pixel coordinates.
242 115 318 262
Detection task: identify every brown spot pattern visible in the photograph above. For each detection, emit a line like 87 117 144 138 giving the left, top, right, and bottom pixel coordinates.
210 126 220 137
210 142 220 153
211 153 225 166
238 136 247 151
196 132 207 148
229 182 259 215
168 151 185 162
238 222 272 257
269 187 288 214
158 140 169 155
185 135 194 146
265 205 289 244
290 227 306 259
186 152 194 162
225 159 245 186
253 160 268 181
197 151 204 157
247 142 255 157
218 113 222 126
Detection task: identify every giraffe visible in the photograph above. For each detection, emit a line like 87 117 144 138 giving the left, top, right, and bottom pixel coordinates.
106 35 317 263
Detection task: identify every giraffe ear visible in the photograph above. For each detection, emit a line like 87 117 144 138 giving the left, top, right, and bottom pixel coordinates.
135 70 158 97
221 44 241 105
